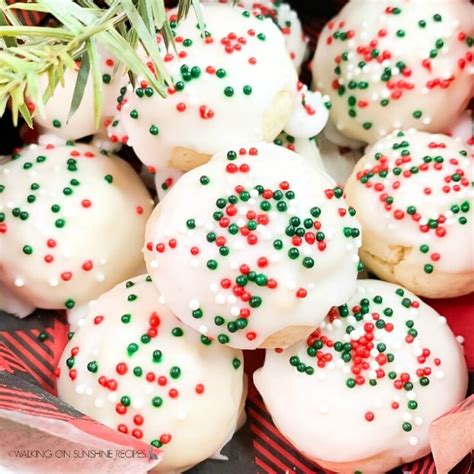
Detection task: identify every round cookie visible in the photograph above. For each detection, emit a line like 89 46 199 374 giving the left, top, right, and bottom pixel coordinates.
56 274 245 473
33 51 125 142
312 0 474 143
254 279 468 473
203 0 308 69
0 143 153 310
345 130 473 298
144 142 362 350
116 4 298 172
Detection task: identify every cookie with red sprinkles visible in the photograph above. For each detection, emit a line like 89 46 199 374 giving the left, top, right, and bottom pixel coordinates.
0 143 153 312
56 274 245 473
144 142 362 350
254 279 468 473
114 4 298 172
203 0 308 69
345 129 473 298
312 0 474 143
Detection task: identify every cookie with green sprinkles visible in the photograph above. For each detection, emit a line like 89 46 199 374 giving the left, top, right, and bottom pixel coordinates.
254 279 467 473
345 129 473 298
56 274 244 473
33 49 125 142
0 143 153 313
312 0 474 143
113 4 298 173
144 142 362 350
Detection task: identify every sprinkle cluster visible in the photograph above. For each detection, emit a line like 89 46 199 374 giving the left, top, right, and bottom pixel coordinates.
204 0 307 66
146 144 361 347
353 131 472 274
57 275 243 453
0 144 151 309
112 4 297 170
315 1 474 141
286 284 445 444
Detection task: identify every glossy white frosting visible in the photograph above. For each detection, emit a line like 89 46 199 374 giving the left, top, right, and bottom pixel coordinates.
313 0 474 143
346 129 473 274
255 279 468 471
0 143 153 310
144 142 361 349
115 4 298 170
57 274 244 473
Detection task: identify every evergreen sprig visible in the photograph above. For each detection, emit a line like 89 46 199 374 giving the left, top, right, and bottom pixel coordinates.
0 0 201 127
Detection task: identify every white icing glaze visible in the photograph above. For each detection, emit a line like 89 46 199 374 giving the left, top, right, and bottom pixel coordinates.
56 274 244 473
346 129 473 274
203 0 308 69
254 279 468 472
0 143 153 310
284 85 330 139
33 50 126 142
445 109 474 147
0 282 35 318
274 132 326 172
312 0 474 143
115 4 298 170
144 142 361 349
154 168 185 202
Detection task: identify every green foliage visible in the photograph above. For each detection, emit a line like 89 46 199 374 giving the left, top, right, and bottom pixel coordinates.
0 0 202 126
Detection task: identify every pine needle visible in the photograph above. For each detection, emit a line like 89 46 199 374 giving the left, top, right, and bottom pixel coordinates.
0 0 205 127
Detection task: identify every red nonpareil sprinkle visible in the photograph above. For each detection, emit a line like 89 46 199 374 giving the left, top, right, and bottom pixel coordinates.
199 105 214 119
365 411 375 422
117 424 128 433
296 288 307 298
133 415 144 426
169 389 179 398
94 315 104 325
116 363 128 375
132 429 143 439
195 384 205 394
116 403 127 415
146 372 156 382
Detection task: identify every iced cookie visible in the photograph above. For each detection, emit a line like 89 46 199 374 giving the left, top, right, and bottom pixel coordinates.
312 0 474 143
56 274 245 473
0 143 153 311
144 142 362 350
345 130 473 298
255 279 468 473
115 4 298 172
